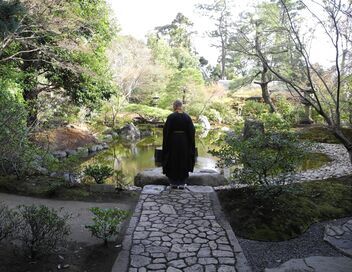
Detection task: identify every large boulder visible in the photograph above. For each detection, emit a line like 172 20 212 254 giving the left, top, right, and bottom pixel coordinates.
119 123 141 141
243 119 264 140
198 115 211 130
134 168 228 187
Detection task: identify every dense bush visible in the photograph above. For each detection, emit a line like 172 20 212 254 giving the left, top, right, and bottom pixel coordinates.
242 99 303 131
212 132 307 186
0 203 18 242
84 164 113 184
242 100 269 118
17 205 70 258
125 104 171 122
0 91 38 177
85 207 129 246
210 98 239 124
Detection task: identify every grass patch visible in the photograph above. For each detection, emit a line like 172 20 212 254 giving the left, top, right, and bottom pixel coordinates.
296 126 352 143
0 175 139 202
217 176 352 241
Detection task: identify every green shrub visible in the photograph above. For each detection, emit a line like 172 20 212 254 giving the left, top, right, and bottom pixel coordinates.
125 104 171 122
260 112 291 131
211 132 307 186
0 203 18 242
84 164 113 184
17 205 70 258
242 100 269 118
274 97 297 123
85 207 129 246
113 170 128 190
210 98 239 124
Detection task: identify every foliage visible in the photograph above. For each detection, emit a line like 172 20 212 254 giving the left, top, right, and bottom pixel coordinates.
0 0 117 124
242 100 269 119
209 98 239 124
0 90 54 178
218 177 352 241
108 36 168 104
125 104 171 122
242 100 296 131
17 205 70 258
112 170 128 190
0 203 18 242
296 126 352 144
159 67 204 109
197 0 233 79
255 0 352 162
155 12 195 53
211 132 307 186
85 207 129 246
274 96 301 125
84 164 113 184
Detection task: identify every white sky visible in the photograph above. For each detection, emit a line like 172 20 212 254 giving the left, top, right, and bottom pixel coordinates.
107 0 335 66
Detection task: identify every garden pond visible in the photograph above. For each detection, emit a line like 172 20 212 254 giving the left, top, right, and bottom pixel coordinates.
79 128 332 186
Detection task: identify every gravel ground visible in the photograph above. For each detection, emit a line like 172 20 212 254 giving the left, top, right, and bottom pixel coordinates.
238 216 351 272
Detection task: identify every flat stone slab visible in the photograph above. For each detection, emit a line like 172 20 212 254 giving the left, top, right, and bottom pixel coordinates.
141 185 166 195
265 256 352 272
89 184 115 193
324 220 352 257
112 187 251 272
135 167 228 187
186 185 214 193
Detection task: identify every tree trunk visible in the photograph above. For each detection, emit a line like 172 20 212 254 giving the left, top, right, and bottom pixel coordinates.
259 63 276 113
23 88 39 126
221 46 226 80
333 128 352 165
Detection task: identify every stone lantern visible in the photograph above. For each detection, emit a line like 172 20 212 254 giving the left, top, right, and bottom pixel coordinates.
300 88 314 124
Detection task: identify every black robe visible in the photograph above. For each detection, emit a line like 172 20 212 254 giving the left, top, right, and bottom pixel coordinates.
162 112 196 181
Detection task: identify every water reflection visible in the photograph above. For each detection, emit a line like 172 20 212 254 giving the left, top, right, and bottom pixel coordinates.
82 128 222 184
80 128 330 185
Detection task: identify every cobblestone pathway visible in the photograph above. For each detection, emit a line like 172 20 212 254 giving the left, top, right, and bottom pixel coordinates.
112 185 251 272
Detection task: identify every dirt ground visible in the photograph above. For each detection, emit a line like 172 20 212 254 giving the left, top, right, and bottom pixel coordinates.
31 125 99 151
0 192 138 272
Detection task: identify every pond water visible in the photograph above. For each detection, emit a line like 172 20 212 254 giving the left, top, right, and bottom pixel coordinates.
80 128 332 185
82 128 223 184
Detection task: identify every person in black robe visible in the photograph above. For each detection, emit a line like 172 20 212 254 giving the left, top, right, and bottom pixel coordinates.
162 100 196 188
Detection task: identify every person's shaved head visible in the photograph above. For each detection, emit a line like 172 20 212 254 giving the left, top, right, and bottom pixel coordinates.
173 100 183 111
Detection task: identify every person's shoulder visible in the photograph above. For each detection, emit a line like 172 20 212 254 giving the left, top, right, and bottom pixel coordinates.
183 112 192 120
167 112 175 118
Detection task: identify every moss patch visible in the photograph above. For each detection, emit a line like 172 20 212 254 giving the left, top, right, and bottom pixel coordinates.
217 176 352 241
0 175 139 202
295 126 352 144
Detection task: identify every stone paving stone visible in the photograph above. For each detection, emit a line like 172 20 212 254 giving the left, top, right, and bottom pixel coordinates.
324 220 352 257
265 256 352 272
116 186 251 272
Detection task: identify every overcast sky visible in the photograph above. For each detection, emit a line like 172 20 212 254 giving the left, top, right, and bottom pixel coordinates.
107 0 335 66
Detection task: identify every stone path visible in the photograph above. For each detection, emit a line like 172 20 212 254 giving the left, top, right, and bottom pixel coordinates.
324 219 352 257
112 185 251 272
264 256 352 272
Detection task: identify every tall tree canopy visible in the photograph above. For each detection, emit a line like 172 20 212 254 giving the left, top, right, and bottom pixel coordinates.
0 0 117 123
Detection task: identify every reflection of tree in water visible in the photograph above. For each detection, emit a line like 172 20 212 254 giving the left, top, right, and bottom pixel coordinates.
81 129 224 184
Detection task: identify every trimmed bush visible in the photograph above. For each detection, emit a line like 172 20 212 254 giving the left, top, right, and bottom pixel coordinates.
85 207 129 246
17 205 70 258
211 132 307 186
0 203 18 242
84 164 113 184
